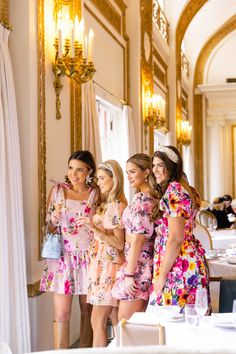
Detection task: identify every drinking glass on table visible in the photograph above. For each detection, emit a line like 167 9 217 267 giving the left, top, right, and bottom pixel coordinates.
212 219 217 231
185 304 199 327
195 288 208 321
207 218 213 231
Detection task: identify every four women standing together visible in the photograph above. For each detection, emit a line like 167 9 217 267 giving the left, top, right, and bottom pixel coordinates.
40 146 210 349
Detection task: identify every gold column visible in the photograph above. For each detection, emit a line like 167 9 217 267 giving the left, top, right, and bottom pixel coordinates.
0 0 9 27
140 0 153 155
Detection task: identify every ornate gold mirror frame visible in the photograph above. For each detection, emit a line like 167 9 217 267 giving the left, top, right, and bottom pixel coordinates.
38 0 82 255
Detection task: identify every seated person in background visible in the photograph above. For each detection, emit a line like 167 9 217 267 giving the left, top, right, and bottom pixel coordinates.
222 194 236 228
222 194 236 216
209 197 232 229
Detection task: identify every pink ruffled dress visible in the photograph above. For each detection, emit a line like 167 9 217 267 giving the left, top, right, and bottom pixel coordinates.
40 184 97 295
112 192 156 301
87 201 126 307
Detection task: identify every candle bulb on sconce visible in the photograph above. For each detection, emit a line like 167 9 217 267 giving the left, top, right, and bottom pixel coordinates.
177 119 192 145
143 91 166 129
52 7 96 120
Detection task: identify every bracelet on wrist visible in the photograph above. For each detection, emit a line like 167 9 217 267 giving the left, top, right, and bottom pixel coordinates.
124 271 134 278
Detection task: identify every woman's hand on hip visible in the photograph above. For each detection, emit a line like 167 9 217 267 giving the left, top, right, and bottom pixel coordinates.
124 276 138 296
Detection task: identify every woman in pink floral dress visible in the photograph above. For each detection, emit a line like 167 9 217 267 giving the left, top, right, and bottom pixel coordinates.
78 160 127 347
40 150 98 349
112 154 157 320
149 145 210 310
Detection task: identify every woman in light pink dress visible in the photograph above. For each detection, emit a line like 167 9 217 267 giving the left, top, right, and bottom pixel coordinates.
78 160 127 347
112 153 157 320
40 150 98 349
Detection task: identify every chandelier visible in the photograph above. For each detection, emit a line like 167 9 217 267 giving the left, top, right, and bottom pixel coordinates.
53 6 96 119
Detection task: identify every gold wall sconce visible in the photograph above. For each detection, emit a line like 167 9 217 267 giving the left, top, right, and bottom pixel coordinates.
53 2 96 119
177 119 192 145
144 91 166 129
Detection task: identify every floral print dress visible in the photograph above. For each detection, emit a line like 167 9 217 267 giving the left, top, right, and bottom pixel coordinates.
87 201 126 307
40 183 97 295
149 181 210 308
112 192 156 301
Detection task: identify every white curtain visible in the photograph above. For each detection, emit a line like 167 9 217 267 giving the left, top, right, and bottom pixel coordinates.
0 24 30 354
122 105 137 202
82 81 102 165
122 105 137 158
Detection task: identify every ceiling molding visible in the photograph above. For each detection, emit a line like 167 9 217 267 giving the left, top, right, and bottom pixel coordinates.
194 14 236 86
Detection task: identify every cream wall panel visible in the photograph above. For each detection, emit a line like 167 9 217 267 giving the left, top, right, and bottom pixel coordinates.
206 32 236 84
84 8 125 101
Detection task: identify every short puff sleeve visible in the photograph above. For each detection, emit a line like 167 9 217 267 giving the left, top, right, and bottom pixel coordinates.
160 181 192 219
123 192 155 237
103 200 126 229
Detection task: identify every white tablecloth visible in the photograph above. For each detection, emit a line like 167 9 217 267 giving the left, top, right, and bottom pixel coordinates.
108 313 236 353
210 229 236 249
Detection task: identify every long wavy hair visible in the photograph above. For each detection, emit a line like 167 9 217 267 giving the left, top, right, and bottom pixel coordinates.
153 145 200 219
127 153 158 220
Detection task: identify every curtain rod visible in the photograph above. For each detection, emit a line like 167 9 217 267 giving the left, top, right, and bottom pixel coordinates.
93 80 127 105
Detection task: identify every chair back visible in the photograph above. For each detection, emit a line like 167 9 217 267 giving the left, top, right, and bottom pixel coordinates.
198 210 217 229
116 313 166 347
193 222 212 252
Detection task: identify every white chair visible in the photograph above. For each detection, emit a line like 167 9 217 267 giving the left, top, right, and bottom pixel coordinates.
193 222 212 252
116 313 166 347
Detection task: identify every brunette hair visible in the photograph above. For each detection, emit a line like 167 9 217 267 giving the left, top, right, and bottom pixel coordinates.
153 145 199 217
65 150 97 189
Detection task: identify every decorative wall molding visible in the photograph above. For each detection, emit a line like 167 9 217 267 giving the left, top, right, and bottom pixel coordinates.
194 15 236 86
175 0 207 155
89 0 122 34
193 15 236 196
140 0 153 154
85 0 129 103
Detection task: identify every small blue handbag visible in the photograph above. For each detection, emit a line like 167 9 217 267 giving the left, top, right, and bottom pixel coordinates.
41 225 62 259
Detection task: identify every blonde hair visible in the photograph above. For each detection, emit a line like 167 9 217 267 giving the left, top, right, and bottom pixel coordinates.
97 159 127 213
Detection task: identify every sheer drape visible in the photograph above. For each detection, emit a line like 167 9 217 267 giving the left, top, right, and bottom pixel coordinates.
0 24 30 354
122 105 137 202
82 81 102 164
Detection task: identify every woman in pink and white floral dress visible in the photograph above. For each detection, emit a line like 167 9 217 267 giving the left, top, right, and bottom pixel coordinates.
149 145 210 310
112 154 157 321
78 160 127 347
40 150 99 349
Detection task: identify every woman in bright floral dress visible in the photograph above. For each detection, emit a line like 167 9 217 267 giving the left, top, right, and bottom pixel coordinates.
112 153 157 320
149 145 210 310
78 160 127 347
40 150 98 349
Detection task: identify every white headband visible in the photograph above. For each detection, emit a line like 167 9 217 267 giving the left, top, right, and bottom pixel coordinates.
158 145 179 163
98 163 115 175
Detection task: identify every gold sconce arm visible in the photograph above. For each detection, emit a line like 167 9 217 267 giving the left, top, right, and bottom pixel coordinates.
52 5 96 119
